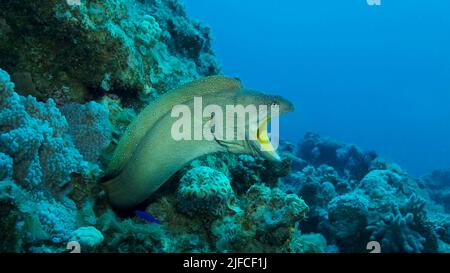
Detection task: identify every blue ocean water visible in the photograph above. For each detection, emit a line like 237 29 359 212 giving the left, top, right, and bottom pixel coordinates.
183 0 450 177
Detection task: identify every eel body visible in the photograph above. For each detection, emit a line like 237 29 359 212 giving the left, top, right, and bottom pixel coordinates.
103 76 294 208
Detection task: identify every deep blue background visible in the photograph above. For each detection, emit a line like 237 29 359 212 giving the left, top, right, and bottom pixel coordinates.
182 0 450 176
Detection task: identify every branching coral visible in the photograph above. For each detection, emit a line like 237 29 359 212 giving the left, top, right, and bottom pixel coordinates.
0 68 100 251
0 68 88 189
367 210 425 253
34 198 78 244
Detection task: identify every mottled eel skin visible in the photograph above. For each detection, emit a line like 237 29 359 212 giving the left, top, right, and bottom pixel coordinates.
103 76 294 208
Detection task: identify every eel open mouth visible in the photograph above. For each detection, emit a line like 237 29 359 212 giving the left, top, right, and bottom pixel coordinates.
257 116 281 161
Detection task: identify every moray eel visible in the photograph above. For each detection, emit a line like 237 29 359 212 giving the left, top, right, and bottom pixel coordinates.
103 76 294 208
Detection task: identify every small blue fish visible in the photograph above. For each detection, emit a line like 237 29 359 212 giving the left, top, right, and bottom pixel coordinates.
134 210 161 225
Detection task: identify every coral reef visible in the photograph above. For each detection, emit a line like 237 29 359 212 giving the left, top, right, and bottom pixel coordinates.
0 66 309 253
0 0 219 103
3 62 450 252
278 132 450 253
1 0 450 254
144 175 308 253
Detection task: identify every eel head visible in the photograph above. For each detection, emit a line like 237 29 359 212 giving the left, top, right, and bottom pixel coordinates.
214 89 294 162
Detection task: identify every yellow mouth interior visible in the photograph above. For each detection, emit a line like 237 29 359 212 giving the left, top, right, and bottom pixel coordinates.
257 117 278 158
257 117 271 144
